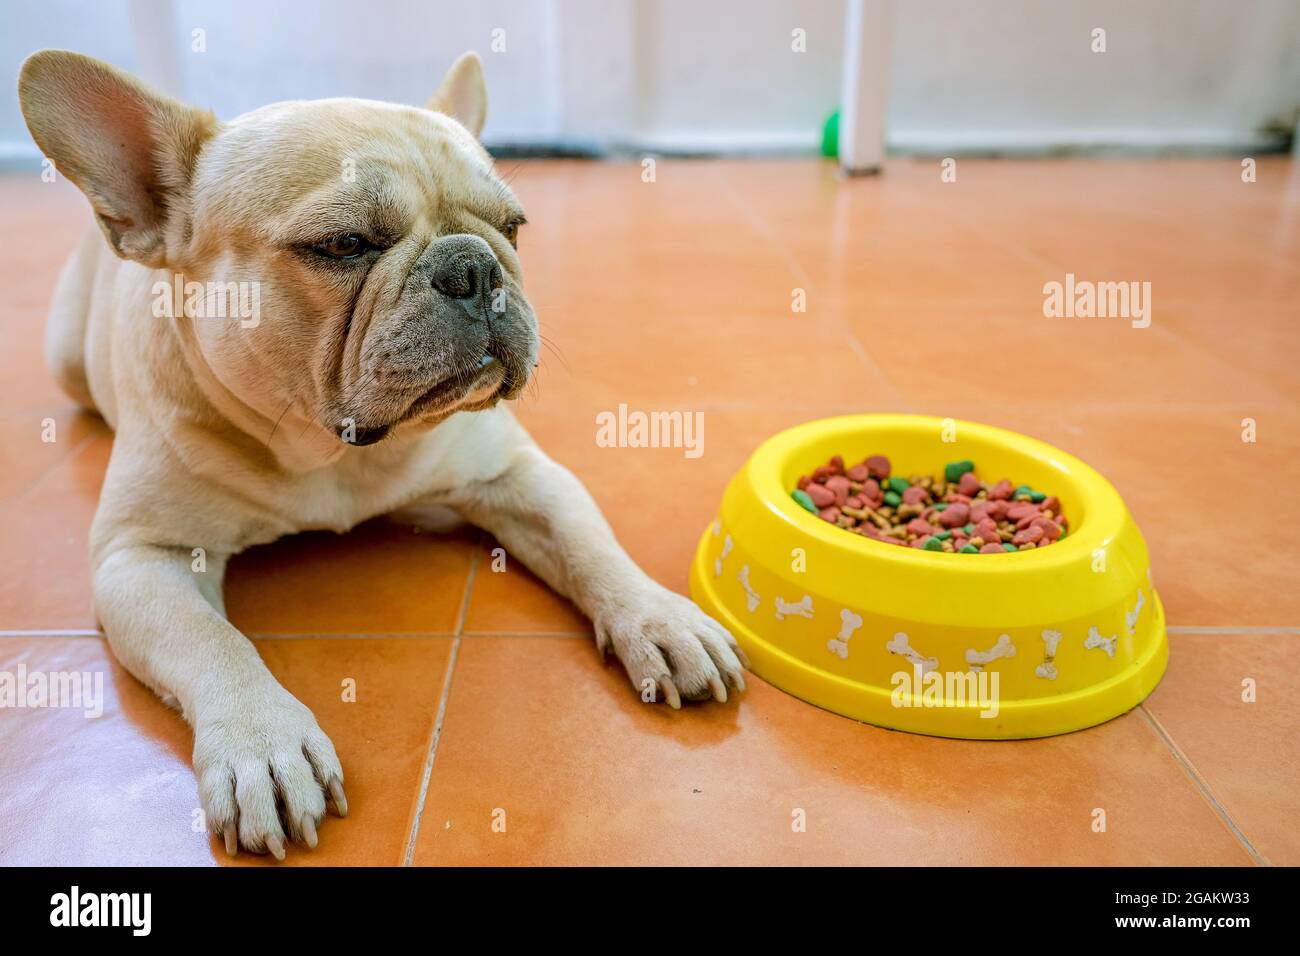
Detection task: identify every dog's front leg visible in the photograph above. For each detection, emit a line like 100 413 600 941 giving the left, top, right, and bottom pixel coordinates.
449 442 748 707
93 544 346 857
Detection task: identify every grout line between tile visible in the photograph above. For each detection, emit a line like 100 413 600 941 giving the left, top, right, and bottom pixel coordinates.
1137 703 1269 866
450 531 484 637
0 629 104 638
844 332 915 411
401 635 461 867
707 164 913 410
0 429 101 523
245 631 458 640
709 163 814 290
0 629 594 640
459 629 591 638
401 534 482 866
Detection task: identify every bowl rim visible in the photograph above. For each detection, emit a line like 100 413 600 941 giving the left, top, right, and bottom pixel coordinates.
748 414 1127 573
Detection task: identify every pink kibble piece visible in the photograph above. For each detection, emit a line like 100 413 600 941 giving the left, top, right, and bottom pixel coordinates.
938 503 970 528
1007 502 1039 522
989 479 1014 500
865 455 891 479
806 483 835 508
1032 517 1062 540
1012 525 1045 546
825 474 852 506
901 485 928 505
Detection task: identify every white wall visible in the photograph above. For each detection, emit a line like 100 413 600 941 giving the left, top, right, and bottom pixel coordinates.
2 0 1297 161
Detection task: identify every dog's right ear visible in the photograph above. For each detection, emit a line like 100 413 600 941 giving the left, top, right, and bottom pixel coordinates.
18 50 217 267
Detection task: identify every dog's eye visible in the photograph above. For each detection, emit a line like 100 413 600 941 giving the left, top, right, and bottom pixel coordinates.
501 220 522 249
315 234 371 259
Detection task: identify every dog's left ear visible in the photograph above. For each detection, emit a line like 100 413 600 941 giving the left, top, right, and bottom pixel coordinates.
426 52 487 138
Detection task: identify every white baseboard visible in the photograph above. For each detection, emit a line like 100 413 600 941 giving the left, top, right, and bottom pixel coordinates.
1 125 1287 170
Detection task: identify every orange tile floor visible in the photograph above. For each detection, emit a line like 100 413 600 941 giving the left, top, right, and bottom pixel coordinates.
0 158 1297 866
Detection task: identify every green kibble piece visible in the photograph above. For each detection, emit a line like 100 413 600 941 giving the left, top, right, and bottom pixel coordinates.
1002 543 1017 552
934 530 952 540
932 502 949 512
1059 526 1067 538
1030 490 1046 503
886 477 910 495
883 491 902 507
1014 485 1033 498
963 523 974 535
923 536 944 551
944 460 975 482
959 544 979 554
792 489 817 514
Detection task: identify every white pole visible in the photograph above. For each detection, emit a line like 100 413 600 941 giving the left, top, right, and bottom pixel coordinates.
839 0 891 175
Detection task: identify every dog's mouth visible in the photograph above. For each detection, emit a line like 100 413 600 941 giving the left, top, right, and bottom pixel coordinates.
337 350 510 447
406 351 505 416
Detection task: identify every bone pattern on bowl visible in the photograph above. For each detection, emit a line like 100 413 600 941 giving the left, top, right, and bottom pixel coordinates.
690 415 1168 740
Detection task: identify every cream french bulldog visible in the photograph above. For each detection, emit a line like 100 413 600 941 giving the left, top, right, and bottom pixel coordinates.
18 50 747 859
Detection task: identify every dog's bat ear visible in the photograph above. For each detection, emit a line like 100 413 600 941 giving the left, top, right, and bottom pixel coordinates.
426 51 487 139
18 50 217 268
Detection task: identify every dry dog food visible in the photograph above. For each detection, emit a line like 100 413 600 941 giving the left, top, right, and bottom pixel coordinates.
791 455 1067 553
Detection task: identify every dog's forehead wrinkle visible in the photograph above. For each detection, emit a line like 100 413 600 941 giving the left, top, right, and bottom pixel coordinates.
197 97 494 235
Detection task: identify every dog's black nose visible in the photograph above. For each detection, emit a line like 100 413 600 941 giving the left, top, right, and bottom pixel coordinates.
430 235 501 303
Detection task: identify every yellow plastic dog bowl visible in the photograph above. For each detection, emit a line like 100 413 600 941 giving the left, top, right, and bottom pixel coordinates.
690 415 1166 739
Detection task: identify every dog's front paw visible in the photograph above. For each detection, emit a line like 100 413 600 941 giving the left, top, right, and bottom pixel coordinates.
596 586 749 708
192 686 346 860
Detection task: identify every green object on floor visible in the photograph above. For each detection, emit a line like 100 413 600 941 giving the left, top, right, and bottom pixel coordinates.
821 110 839 158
